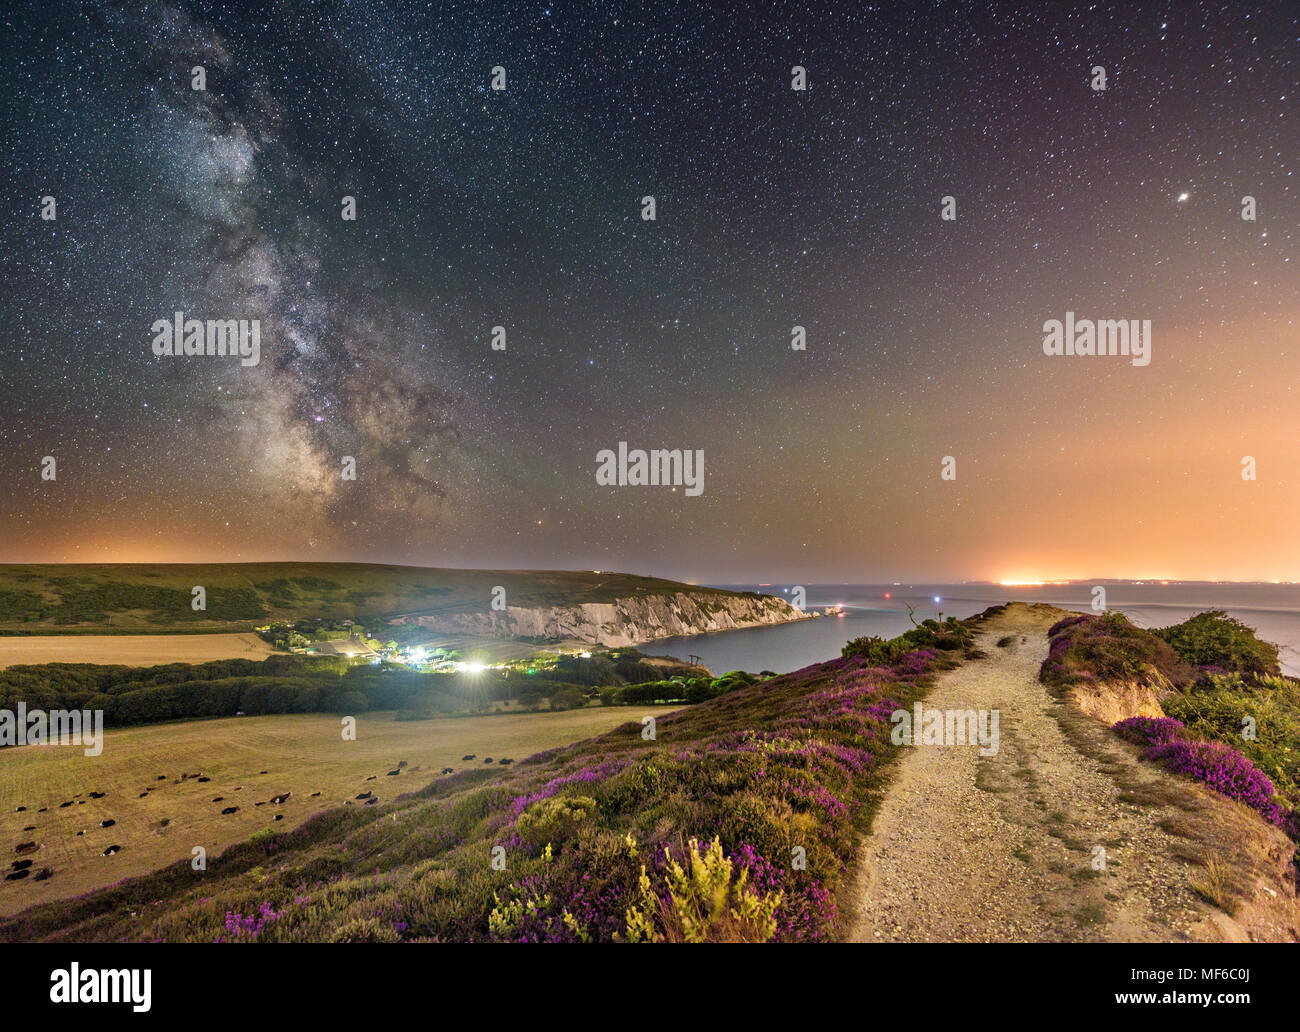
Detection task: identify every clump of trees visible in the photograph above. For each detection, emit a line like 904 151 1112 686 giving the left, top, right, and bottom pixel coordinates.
600 670 759 706
0 647 748 738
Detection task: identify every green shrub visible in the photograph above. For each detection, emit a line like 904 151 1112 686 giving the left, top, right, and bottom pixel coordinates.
1163 677 1300 809
1154 611 1280 678
841 635 906 664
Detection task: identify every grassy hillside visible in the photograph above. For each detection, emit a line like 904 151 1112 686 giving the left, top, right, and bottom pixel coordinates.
0 564 747 635
0 619 983 942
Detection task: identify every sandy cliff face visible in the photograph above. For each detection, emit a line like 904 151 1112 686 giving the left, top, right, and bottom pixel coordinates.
390 592 809 647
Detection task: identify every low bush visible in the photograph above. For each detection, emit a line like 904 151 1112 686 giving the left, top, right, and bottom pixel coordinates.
1144 739 1283 826
1113 716 1186 747
1040 611 1192 690
1154 611 1280 679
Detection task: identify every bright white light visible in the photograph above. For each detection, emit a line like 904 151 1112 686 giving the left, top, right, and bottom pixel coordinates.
465 661 485 674
933 596 942 603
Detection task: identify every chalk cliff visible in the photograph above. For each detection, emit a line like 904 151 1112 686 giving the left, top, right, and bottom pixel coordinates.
390 591 810 647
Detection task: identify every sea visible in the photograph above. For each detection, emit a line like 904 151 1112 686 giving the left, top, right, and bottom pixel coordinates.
637 583 1300 678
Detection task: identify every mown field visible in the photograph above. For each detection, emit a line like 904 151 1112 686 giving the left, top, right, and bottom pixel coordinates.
0 563 742 635
0 632 275 669
0 705 677 916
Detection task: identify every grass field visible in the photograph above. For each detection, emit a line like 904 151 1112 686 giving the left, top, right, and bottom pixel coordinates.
0 632 275 668
0 705 678 916
0 563 742 634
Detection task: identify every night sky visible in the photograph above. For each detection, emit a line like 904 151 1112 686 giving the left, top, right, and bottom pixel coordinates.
1 1 1295 582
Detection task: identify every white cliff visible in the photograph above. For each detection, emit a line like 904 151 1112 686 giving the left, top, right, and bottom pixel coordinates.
390 591 810 647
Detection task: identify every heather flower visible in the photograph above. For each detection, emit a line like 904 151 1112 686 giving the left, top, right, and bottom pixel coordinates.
1144 739 1282 825
1112 716 1185 747
223 900 281 940
507 758 631 819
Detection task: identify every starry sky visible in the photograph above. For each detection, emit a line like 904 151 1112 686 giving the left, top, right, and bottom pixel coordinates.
1 1 1295 582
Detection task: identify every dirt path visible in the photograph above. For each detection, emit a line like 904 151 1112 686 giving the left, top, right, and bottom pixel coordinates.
849 604 1209 942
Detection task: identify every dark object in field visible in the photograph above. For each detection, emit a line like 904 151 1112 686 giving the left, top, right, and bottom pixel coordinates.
197 777 210 783
212 797 224 803
364 797 378 805
5 869 29 880
462 754 476 761
498 758 513 765
89 791 105 798
365 775 376 781
76 831 84 836
33 867 52 881
254 801 265 807
22 825 35 832
483 757 493 764
11 859 32 870
440 767 454 774
138 792 148 798
102 845 121 856
273 814 283 821
100 819 115 828
159 818 170 828
397 760 408 768
59 801 73 808
269 792 290 805
14 806 24 812
259 770 268 775
14 842 38 855
310 791 321 797
221 807 239 815
355 791 372 800
77 800 86 805
386 769 400 776
156 775 167 781
37 807 47 812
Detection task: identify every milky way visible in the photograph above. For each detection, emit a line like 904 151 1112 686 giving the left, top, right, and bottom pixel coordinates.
0 2 1295 580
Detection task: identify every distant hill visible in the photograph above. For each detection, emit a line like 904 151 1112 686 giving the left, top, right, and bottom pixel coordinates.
0 564 752 635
